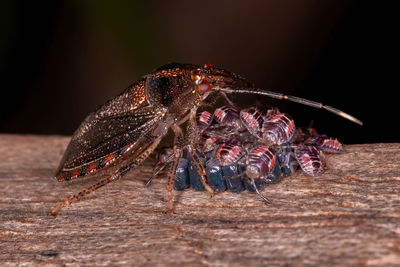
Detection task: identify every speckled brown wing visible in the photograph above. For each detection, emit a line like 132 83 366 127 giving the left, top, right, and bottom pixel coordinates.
55 79 166 181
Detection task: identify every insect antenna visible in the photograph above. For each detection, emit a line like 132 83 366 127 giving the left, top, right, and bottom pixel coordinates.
216 88 363 125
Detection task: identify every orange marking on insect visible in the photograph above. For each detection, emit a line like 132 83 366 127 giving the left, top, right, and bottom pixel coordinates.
137 95 146 105
322 138 343 153
87 162 97 173
269 156 276 170
199 111 212 124
242 112 258 132
214 108 226 122
268 114 282 122
254 145 269 156
105 154 116 165
71 169 81 178
57 172 67 181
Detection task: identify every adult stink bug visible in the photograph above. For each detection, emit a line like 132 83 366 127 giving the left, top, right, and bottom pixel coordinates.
50 62 362 215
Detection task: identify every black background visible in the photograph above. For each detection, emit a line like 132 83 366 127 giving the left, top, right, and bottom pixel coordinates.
0 1 397 144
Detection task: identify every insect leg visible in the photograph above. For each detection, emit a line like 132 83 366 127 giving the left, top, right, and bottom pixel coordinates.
49 164 133 216
49 134 163 216
222 169 245 181
186 109 216 196
166 148 182 213
187 144 216 196
166 125 185 213
145 161 171 187
145 148 174 187
251 179 271 204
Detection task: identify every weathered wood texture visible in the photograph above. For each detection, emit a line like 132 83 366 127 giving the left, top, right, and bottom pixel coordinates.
1 134 400 266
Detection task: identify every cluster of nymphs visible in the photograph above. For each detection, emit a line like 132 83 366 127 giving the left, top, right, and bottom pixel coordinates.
152 105 343 203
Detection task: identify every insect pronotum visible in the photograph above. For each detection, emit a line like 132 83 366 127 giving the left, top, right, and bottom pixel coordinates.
49 63 362 215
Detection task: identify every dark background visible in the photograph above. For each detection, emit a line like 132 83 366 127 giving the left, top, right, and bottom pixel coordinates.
0 1 396 144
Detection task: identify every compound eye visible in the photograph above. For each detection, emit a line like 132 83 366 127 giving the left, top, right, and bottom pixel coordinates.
204 63 214 69
191 69 211 94
198 80 211 93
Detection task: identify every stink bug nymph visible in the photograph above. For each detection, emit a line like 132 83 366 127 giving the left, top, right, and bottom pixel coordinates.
50 62 362 215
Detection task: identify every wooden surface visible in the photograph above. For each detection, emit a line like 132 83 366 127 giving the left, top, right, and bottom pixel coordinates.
1 134 400 266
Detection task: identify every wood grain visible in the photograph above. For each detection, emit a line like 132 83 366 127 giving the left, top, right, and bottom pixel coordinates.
1 134 400 266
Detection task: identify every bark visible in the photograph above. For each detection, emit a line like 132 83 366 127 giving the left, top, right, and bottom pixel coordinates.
1 134 399 266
